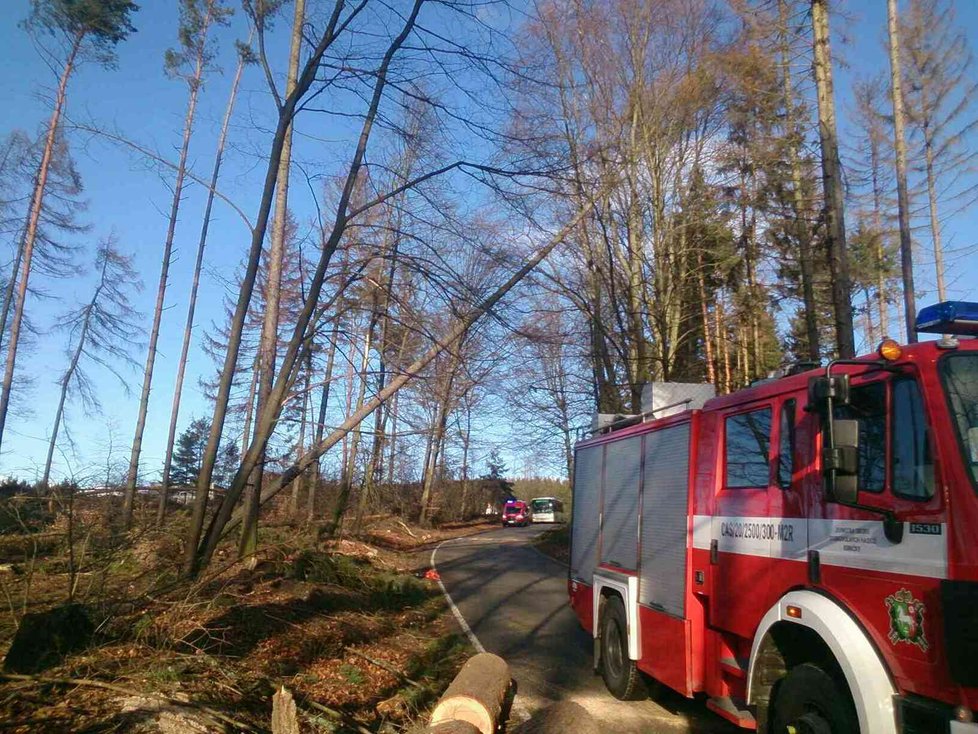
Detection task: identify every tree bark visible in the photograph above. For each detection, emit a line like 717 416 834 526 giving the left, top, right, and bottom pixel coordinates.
123 7 215 527
811 0 855 359
0 34 82 452
158 41 247 526
887 0 917 343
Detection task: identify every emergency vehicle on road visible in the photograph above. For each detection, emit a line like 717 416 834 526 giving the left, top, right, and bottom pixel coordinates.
569 301 978 734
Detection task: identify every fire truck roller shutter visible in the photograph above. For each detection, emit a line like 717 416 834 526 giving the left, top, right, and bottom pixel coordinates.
600 436 642 570
571 444 602 582
747 590 897 734
639 422 691 617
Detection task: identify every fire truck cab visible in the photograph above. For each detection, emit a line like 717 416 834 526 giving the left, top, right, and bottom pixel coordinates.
568 301 978 734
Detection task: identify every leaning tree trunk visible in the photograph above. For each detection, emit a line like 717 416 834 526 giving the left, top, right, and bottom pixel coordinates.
158 42 248 526
195 195 598 570
123 9 213 528
240 0 306 560
887 0 917 343
811 0 855 359
0 34 82 452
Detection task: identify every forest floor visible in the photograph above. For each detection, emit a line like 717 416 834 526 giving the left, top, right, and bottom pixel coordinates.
0 500 497 733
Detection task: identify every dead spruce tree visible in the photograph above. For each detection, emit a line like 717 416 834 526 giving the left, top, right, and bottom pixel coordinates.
42 240 142 487
0 0 138 452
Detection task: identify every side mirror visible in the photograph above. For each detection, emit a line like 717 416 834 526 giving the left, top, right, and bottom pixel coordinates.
808 374 851 413
825 418 859 505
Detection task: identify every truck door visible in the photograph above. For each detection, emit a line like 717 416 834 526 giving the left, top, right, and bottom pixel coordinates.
812 370 947 687
709 403 777 640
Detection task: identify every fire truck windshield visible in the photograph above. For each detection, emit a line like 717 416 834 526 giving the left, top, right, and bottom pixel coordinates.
941 353 978 490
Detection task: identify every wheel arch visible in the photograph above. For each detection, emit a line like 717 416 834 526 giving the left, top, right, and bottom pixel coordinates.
747 589 897 734
592 572 640 661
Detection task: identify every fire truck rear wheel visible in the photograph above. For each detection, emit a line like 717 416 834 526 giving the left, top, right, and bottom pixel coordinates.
599 596 645 700
770 662 858 734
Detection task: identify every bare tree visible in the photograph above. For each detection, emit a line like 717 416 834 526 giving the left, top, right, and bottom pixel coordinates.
0 0 138 451
41 240 142 487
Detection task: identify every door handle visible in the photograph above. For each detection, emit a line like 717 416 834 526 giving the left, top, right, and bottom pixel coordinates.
710 539 718 565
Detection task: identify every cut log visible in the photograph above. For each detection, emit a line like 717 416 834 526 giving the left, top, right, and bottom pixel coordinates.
508 701 600 734
271 686 299 734
428 653 510 734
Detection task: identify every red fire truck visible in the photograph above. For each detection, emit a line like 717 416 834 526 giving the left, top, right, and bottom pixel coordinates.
569 301 978 734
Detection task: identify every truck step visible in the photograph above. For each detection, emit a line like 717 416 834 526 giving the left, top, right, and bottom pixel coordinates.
706 696 757 730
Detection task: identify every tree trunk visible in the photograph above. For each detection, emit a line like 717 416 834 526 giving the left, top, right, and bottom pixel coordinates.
123 8 214 528
158 42 247 527
0 34 82 452
240 0 306 560
887 0 917 343
811 0 855 359
695 251 716 385
870 131 890 339
289 353 311 519
308 319 339 523
922 127 946 302
779 0 820 361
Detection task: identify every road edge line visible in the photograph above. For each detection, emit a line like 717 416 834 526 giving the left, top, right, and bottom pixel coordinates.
431 539 486 654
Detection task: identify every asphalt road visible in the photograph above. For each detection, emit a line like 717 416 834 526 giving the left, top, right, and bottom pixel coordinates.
433 524 736 733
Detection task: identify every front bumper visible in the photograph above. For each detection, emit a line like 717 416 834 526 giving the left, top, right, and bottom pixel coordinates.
897 695 977 733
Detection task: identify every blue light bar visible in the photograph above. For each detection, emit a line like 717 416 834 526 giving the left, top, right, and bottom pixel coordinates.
915 301 978 336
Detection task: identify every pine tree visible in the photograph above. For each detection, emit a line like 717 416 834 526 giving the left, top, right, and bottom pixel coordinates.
172 418 210 487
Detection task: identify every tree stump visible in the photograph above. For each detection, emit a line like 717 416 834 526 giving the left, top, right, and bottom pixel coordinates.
428 653 510 734
4 603 93 673
271 686 299 734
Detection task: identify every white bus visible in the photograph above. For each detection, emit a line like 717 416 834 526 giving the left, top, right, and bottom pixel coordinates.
530 497 565 523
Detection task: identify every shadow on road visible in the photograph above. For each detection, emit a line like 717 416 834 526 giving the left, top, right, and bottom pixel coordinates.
435 528 736 733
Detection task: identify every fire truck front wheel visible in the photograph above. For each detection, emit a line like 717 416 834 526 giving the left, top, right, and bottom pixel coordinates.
599 595 645 701
771 662 858 734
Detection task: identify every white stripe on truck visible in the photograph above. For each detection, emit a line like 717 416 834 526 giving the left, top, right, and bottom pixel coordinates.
691 514 947 579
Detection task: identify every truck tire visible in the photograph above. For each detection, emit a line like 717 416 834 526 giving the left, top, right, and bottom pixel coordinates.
599 595 644 700
770 662 858 734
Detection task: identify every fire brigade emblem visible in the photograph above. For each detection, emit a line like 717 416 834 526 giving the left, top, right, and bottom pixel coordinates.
884 589 927 651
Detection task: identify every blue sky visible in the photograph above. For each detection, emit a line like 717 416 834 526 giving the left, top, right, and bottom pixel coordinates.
0 0 975 482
